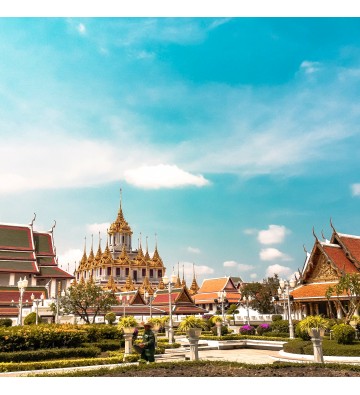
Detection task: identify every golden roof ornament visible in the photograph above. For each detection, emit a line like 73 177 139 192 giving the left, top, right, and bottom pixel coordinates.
116 244 131 266
93 232 102 268
175 262 182 287
157 277 165 290
100 238 114 267
144 236 151 261
151 234 164 267
106 275 118 292
86 234 95 269
181 264 186 287
108 189 133 235
189 263 200 295
122 274 136 291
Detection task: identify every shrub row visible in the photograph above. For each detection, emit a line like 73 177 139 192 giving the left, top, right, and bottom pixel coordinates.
283 339 360 356
82 340 123 352
0 354 138 373
0 346 101 363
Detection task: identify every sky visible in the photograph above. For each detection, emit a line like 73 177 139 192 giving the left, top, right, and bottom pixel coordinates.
1 5 360 289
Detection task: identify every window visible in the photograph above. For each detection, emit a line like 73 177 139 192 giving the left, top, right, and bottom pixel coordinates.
125 268 129 276
142 268 146 277
100 268 102 275
107 267 112 276
150 269 154 278
116 268 120 276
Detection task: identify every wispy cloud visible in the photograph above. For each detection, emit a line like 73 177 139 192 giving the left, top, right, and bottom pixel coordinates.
123 164 210 189
351 183 360 196
223 261 254 271
300 60 321 74
257 225 290 245
87 223 110 236
260 248 292 261
77 23 86 35
187 246 201 254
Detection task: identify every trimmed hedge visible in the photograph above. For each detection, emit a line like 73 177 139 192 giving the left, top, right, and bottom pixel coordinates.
283 339 360 356
82 340 123 352
0 347 101 363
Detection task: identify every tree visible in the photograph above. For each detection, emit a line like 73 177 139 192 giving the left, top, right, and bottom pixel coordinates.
240 274 280 314
58 280 118 324
325 273 360 324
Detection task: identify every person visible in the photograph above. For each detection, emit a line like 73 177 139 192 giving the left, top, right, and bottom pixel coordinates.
139 322 156 363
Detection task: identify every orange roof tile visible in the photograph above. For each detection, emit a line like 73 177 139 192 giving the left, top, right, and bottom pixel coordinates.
197 277 230 293
323 245 358 274
339 235 360 263
291 282 345 299
193 291 241 304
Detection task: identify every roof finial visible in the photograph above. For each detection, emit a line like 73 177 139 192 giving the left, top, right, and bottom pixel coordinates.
98 231 101 248
120 187 122 210
91 234 94 250
177 261 180 277
29 213 36 228
50 220 56 233
303 244 307 254
84 236 87 253
146 236 149 251
193 262 196 279
330 217 336 233
139 232 142 249
312 226 319 241
182 264 185 281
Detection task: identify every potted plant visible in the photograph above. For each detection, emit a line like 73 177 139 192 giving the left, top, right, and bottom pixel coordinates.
178 316 207 338
118 315 138 334
297 315 328 338
147 317 162 331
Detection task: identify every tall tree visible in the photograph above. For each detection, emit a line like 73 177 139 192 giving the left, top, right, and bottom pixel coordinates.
240 274 280 314
325 273 360 324
57 280 118 324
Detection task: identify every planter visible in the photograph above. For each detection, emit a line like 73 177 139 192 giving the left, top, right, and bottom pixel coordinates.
308 328 325 338
122 327 135 334
187 328 202 339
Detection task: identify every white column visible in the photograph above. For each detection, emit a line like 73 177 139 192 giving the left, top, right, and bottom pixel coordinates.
9 273 15 286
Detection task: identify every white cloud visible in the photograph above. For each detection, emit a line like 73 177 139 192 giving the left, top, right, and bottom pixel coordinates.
223 260 237 267
87 223 110 237
124 164 210 189
244 228 257 235
257 225 289 245
250 273 258 279
351 183 360 196
77 23 86 35
259 248 292 261
187 246 201 254
266 264 293 278
57 248 83 274
178 262 215 286
238 263 254 271
300 60 321 74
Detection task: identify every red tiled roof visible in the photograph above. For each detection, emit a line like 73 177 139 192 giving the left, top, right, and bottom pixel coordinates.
0 287 48 303
0 225 33 251
0 260 39 273
35 266 74 279
152 290 181 305
291 282 345 299
0 250 35 261
338 235 360 263
323 245 358 274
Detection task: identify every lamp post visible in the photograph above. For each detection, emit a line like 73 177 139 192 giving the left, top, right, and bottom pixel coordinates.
53 289 65 324
122 294 130 317
215 290 228 323
162 272 177 344
31 293 44 325
279 278 296 339
144 291 154 319
242 294 253 325
17 277 28 326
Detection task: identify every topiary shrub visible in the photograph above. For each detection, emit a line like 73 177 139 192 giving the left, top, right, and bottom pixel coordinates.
0 318 13 327
210 325 230 336
239 325 255 335
105 312 116 325
332 323 356 345
24 312 42 325
270 319 289 333
256 323 271 336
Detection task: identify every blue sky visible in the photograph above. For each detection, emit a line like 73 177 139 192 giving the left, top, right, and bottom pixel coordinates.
1 15 360 286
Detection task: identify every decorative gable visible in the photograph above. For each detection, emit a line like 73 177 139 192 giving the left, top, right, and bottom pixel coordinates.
307 253 339 283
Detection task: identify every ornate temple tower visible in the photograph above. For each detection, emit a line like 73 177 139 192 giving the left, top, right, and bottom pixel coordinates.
75 190 166 294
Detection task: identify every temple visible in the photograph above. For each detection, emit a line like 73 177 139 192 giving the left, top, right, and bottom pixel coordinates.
0 217 74 322
291 221 360 319
75 191 166 295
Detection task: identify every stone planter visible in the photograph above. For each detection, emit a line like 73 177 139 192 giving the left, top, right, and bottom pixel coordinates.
122 327 135 356
122 326 135 334
308 328 324 363
215 321 222 337
186 328 202 361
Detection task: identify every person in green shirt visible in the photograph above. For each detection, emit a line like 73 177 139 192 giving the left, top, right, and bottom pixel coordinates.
139 322 156 362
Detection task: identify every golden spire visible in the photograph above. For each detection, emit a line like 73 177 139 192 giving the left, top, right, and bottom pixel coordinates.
151 233 164 267
108 188 133 235
139 275 154 295
157 277 165 290
78 236 87 271
189 263 200 295
175 262 182 287
144 236 151 261
87 234 95 269
181 263 186 287
106 275 118 292
94 232 102 268
122 274 136 291
100 236 114 268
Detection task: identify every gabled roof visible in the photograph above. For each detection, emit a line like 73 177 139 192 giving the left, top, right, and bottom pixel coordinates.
336 233 360 265
0 224 34 251
193 291 241 304
291 282 346 300
322 244 358 274
0 286 48 304
35 266 74 279
33 232 55 257
197 276 238 294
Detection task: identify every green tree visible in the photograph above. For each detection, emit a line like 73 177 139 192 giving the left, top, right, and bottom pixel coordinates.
58 280 118 324
325 273 360 324
240 274 280 314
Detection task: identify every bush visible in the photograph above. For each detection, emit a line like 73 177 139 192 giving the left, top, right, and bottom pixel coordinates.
81 324 122 341
105 312 116 325
256 323 271 336
295 324 311 341
332 323 356 345
271 319 289 333
24 312 42 325
272 315 283 322
239 325 255 335
0 318 12 327
210 325 230 336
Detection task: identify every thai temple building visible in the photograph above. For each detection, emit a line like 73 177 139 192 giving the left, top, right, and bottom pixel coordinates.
290 221 360 320
0 217 74 323
74 193 201 299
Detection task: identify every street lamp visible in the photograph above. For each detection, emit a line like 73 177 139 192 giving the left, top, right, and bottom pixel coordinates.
17 277 28 326
242 294 253 325
162 272 177 344
279 278 296 339
122 294 130 317
31 293 44 325
214 290 228 323
144 291 154 319
53 289 66 324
